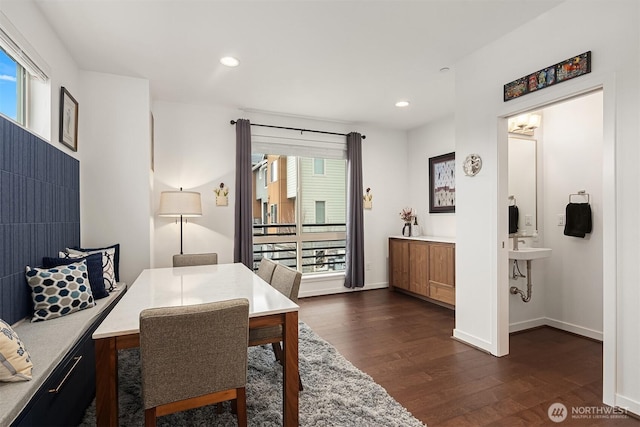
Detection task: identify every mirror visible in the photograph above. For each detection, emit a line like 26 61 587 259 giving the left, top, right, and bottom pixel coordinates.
508 136 537 236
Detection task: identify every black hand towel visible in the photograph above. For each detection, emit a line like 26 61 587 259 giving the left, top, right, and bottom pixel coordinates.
509 205 519 234
564 203 592 238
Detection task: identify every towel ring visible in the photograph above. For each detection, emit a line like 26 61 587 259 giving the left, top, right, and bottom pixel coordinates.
569 191 590 204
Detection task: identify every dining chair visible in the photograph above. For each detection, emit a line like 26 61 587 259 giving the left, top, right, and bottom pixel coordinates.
249 263 303 390
140 299 249 427
172 252 218 267
256 257 278 283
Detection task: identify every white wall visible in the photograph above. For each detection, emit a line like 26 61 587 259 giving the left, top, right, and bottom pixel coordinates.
407 114 456 237
3 2 153 288
152 101 238 267
151 103 410 295
78 71 151 286
1 0 79 146
541 91 603 339
454 0 639 414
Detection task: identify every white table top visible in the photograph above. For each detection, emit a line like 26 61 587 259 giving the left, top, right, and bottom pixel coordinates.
93 263 299 339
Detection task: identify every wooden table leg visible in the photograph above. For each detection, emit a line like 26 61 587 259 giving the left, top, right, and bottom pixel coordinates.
282 310 299 426
95 337 118 426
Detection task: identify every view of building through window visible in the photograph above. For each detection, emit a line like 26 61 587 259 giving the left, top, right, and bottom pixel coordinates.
252 154 346 274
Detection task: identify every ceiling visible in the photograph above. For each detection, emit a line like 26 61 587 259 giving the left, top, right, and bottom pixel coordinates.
34 0 563 131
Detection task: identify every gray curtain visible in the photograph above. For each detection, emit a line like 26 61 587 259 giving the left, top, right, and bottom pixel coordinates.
234 119 253 268
344 132 365 288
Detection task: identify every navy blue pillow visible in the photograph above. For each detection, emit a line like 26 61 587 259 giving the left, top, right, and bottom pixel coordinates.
72 243 120 282
42 253 109 299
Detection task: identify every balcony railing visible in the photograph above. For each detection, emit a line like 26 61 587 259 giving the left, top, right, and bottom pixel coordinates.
252 223 346 274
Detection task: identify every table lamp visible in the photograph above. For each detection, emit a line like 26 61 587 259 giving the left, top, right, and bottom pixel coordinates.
158 188 202 254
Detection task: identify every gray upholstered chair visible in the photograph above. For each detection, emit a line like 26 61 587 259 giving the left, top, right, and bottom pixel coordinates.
249 263 303 390
139 299 249 427
172 252 218 267
256 257 278 283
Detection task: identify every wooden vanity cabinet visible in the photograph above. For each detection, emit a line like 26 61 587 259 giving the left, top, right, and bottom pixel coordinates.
389 238 409 291
388 237 455 307
428 242 456 305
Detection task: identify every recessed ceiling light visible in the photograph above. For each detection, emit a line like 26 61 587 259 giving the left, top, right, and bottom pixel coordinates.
440 66 450 73
220 56 240 67
395 101 410 108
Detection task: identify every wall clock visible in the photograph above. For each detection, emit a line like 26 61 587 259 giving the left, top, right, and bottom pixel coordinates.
463 154 482 176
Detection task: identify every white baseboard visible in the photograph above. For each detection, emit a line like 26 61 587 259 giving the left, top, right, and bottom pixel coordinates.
452 329 493 354
615 393 640 418
509 317 547 333
298 275 388 298
510 317 602 341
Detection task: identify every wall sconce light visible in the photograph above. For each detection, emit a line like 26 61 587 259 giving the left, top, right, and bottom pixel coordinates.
508 113 541 136
363 187 373 209
158 188 202 254
214 183 229 206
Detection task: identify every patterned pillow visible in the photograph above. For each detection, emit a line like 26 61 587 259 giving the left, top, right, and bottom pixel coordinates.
43 253 109 299
65 247 116 292
71 243 120 282
0 319 33 382
25 261 95 322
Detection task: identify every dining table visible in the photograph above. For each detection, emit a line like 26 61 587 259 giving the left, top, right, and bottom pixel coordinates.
92 262 300 426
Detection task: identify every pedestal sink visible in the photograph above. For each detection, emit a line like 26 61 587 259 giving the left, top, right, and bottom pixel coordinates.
509 247 552 260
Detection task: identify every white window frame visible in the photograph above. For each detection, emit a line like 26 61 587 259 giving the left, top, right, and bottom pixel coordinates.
313 158 325 175
254 155 346 274
315 200 326 224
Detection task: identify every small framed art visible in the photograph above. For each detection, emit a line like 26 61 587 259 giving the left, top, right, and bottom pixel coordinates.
429 152 455 213
59 87 78 151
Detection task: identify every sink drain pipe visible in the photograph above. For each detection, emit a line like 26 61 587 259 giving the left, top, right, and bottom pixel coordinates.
510 260 532 302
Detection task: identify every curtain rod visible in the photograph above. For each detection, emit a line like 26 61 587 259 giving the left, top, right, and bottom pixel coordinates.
230 120 366 139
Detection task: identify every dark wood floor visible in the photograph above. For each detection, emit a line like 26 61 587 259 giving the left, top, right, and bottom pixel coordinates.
298 289 639 426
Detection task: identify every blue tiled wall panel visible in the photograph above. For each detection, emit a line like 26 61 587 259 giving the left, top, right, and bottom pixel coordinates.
0 116 80 325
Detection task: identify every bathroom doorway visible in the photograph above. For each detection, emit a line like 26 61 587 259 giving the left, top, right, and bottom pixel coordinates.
507 90 604 340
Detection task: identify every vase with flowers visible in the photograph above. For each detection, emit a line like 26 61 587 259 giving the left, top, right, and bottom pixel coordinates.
399 207 415 237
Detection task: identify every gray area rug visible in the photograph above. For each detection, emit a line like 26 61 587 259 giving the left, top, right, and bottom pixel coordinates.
80 322 425 426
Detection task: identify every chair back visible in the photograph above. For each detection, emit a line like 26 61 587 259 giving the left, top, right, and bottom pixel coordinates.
173 253 218 267
256 257 278 283
270 264 302 303
139 298 249 410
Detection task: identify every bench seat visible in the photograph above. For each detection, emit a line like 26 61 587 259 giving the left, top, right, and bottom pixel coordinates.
0 284 126 426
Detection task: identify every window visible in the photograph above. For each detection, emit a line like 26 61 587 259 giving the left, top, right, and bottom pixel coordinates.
252 154 346 274
0 47 26 124
315 201 326 224
262 202 268 224
1 20 50 131
313 158 325 175
270 159 278 182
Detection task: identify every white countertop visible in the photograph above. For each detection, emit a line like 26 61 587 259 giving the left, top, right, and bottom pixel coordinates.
390 235 456 244
93 263 299 339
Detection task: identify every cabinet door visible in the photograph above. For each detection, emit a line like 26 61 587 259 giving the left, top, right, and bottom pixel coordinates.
389 239 409 290
409 241 429 296
428 243 455 305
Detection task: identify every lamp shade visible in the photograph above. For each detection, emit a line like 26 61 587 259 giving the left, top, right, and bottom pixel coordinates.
158 191 202 217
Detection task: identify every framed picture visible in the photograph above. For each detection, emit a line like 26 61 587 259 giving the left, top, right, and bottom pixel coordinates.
429 152 455 213
59 87 78 151
504 51 591 101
